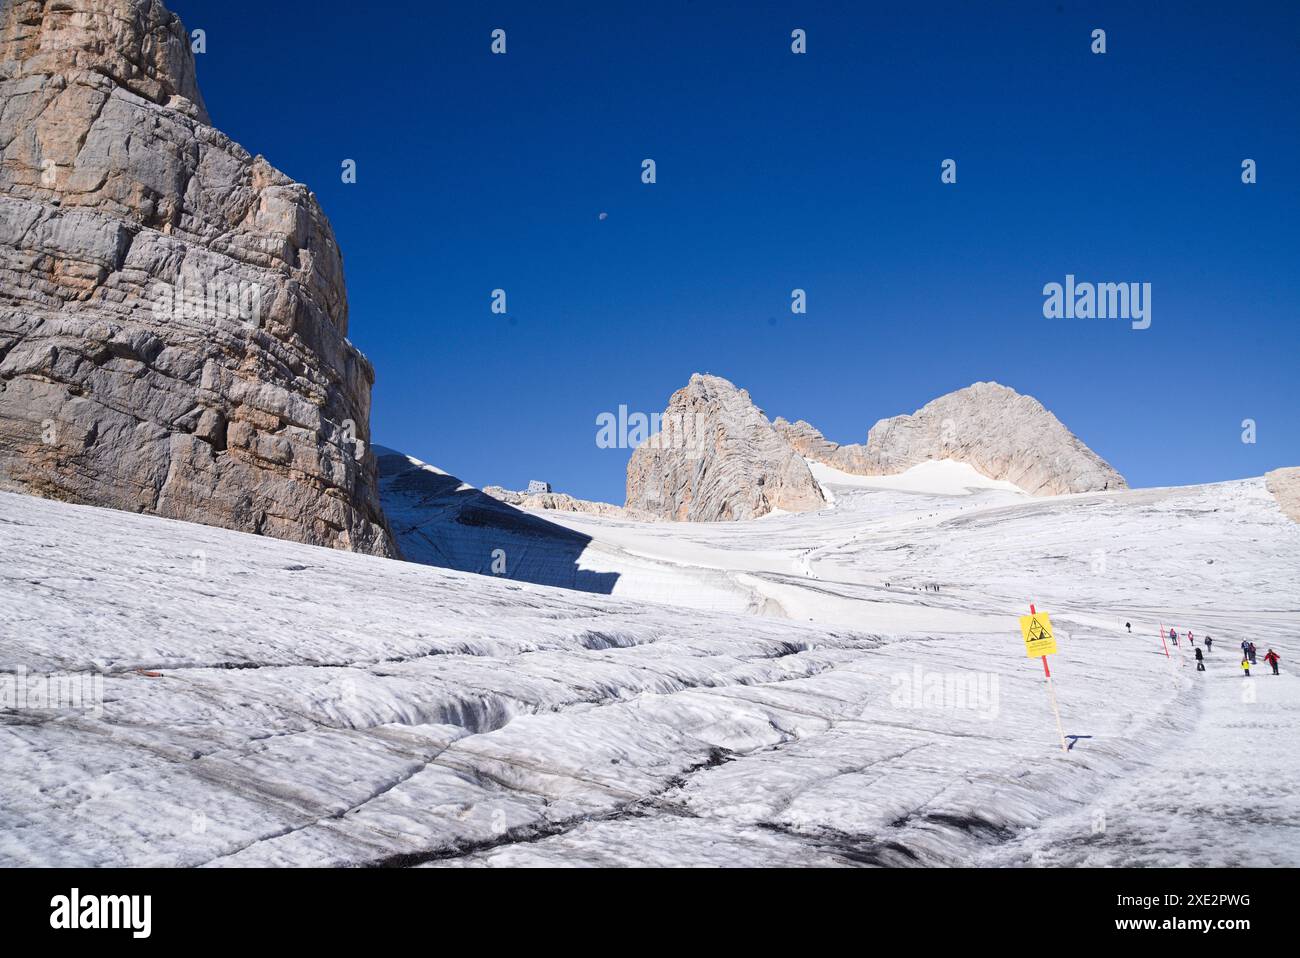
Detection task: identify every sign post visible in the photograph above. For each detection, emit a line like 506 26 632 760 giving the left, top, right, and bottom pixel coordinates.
1019 604 1067 753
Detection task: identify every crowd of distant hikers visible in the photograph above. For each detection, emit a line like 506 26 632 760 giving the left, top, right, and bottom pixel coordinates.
1124 621 1283 677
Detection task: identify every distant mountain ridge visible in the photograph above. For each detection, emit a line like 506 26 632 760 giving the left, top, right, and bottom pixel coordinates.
629 375 1126 521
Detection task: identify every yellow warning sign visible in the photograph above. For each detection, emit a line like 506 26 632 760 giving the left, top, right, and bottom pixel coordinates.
1019 611 1058 658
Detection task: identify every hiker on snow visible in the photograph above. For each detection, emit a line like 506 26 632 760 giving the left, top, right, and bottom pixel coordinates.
1170 628 1179 647
1247 642 1258 664
1241 639 1250 659
1242 658 1252 677
1205 635 1213 652
1194 647 1205 671
1126 622 1132 633
1188 631 1195 645
1264 648 1281 675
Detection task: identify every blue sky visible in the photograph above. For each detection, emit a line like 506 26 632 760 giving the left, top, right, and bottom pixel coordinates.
171 0 1299 502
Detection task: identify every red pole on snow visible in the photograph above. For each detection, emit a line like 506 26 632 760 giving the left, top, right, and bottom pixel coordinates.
1029 603 1067 752
1031 604 1051 678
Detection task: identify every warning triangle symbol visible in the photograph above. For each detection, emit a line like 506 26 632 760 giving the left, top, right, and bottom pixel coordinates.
1029 617 1052 642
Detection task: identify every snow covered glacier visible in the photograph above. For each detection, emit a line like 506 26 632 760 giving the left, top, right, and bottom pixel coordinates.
1 461 1297 867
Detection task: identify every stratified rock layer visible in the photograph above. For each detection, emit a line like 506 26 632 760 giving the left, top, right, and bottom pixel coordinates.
0 0 394 555
777 382 1126 496
625 374 825 521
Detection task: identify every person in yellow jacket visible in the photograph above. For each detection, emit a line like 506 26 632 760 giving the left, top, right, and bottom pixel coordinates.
1241 658 1252 677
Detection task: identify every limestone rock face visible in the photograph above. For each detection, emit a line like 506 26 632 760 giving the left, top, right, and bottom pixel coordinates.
778 382 1125 496
0 0 395 555
625 373 825 521
1265 467 1300 524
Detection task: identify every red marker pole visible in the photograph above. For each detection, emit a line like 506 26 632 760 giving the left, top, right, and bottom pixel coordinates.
1174 627 1188 668
1158 622 1181 685
1031 604 1068 753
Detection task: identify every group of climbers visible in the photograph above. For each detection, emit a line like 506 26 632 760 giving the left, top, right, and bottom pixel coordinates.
1165 626 1282 677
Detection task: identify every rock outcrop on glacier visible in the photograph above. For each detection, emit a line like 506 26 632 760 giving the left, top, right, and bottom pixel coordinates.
777 381 1126 496
625 373 825 521
0 0 394 555
1266 467 1300 524
482 484 633 519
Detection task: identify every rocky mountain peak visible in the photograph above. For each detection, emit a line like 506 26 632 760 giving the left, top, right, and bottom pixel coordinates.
625 373 825 521
776 379 1125 496
859 381 1126 495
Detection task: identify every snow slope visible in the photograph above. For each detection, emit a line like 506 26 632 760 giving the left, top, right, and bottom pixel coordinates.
1 461 1297 867
375 447 752 612
808 458 1031 498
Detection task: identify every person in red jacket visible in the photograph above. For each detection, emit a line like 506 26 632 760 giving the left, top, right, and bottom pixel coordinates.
1263 648 1281 676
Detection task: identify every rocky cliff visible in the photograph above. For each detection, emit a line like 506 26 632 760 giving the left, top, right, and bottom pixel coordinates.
777 382 1126 496
0 0 395 555
625 373 825 521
